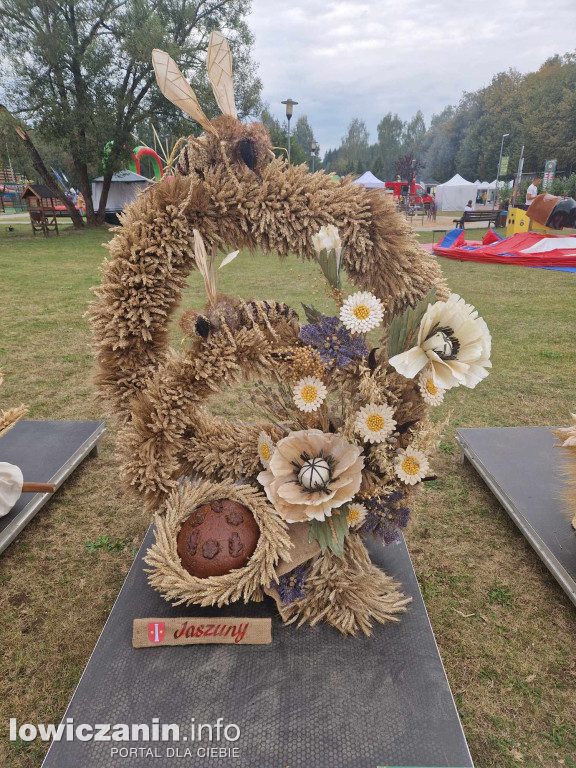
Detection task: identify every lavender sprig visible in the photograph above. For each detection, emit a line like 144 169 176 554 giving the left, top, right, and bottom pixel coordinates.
299 315 368 369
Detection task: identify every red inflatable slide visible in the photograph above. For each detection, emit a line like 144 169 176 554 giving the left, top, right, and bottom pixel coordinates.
433 231 576 270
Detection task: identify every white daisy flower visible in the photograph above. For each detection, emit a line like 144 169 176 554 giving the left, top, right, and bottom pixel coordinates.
340 291 384 334
257 431 275 468
293 376 327 413
346 502 367 529
394 447 430 485
354 403 396 443
389 293 491 390
418 370 445 406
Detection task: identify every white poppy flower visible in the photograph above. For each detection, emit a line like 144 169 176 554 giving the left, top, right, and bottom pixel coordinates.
389 293 491 390
340 291 384 334
257 429 364 522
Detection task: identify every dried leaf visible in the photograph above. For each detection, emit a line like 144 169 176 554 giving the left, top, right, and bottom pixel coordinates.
309 512 349 557
218 250 240 269
368 347 379 371
301 303 323 324
316 247 343 288
387 287 436 358
193 229 217 306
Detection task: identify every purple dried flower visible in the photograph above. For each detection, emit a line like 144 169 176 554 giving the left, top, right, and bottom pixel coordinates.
299 315 368 369
360 490 411 545
276 564 309 605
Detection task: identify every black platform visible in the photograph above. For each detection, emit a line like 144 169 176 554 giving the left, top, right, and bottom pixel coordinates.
0 420 105 555
456 426 576 607
42 528 473 768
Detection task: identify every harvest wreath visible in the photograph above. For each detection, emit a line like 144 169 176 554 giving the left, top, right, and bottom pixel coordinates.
90 33 492 636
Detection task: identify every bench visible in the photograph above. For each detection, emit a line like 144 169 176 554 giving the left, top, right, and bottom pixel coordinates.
453 210 499 229
405 210 427 226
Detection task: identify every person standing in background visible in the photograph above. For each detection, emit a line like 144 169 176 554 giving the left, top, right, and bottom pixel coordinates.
526 177 540 205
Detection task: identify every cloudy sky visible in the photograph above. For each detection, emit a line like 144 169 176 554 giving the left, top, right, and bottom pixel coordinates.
248 0 576 152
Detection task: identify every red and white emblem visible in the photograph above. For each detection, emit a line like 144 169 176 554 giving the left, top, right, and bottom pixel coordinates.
148 622 165 644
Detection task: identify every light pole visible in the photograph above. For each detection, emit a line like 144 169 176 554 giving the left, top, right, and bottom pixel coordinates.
495 133 510 208
311 140 319 172
281 98 298 163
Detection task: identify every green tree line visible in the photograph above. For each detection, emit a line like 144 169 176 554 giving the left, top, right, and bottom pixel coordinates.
323 111 426 179
324 51 576 184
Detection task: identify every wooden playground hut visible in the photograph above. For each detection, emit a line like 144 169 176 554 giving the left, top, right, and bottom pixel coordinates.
21 184 59 236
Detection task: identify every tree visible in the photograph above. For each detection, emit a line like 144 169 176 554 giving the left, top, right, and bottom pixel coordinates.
294 115 315 157
419 54 576 182
260 108 310 166
0 0 262 225
323 147 340 173
0 107 70 183
394 153 422 181
376 112 404 178
371 155 384 179
337 118 369 174
419 106 458 181
402 110 426 158
261 108 285 151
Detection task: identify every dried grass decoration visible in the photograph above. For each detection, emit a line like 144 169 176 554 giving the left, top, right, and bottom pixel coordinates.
90 33 493 635
145 479 292 607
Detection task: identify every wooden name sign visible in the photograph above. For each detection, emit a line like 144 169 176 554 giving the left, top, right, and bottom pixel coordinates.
133 617 272 647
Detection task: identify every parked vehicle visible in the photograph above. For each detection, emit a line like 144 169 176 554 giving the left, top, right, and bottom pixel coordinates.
385 179 434 207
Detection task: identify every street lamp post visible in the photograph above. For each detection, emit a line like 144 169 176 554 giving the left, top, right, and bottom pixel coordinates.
311 140 318 172
281 98 298 163
495 133 510 208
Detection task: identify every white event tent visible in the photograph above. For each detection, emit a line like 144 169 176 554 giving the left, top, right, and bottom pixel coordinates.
434 174 479 211
476 180 497 203
92 170 152 222
353 171 388 189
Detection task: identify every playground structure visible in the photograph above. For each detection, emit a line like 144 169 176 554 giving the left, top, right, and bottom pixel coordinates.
104 140 165 181
0 169 27 213
506 206 555 237
20 184 60 236
129 145 163 180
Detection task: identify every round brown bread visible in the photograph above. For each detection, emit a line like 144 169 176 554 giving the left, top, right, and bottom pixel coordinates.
177 499 260 578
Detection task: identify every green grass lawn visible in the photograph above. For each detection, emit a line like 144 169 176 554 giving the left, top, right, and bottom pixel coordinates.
0 225 575 768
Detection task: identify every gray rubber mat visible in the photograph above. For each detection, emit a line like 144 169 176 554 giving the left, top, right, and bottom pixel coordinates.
42 528 472 768
0 420 105 554
456 426 576 607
